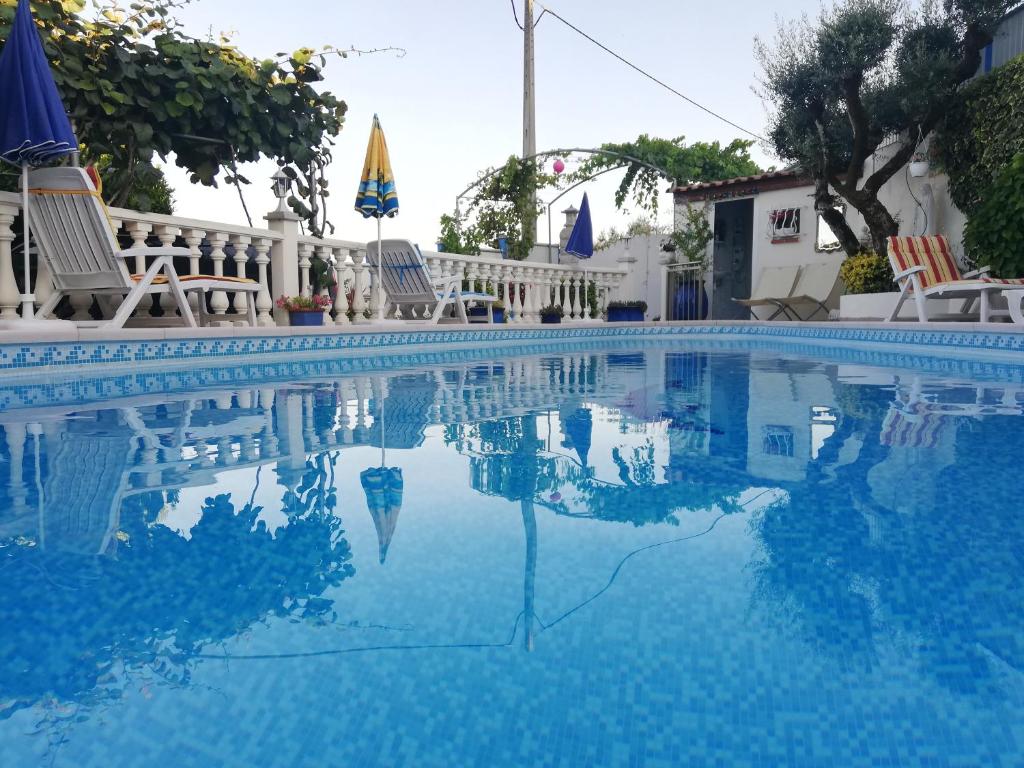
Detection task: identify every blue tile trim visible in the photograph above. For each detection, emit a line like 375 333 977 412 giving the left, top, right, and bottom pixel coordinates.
1 324 1024 376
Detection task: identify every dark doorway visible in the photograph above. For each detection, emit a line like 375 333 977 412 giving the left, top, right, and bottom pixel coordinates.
711 199 754 319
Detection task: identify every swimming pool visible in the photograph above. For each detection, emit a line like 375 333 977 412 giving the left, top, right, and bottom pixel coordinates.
1 336 1023 766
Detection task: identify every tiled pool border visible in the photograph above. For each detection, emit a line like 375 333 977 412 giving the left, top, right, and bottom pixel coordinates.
1 321 1024 377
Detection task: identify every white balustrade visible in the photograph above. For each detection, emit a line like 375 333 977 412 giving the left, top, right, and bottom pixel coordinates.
0 189 629 330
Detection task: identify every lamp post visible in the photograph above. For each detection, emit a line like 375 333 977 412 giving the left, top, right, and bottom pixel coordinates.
271 168 291 214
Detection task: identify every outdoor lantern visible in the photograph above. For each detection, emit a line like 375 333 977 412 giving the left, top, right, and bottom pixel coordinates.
272 167 291 212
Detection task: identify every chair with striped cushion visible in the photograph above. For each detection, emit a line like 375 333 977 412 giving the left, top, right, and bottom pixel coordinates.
886 235 1024 323
27 167 258 328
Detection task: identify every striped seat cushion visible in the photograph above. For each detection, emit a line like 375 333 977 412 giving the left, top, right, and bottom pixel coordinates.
888 236 1024 292
887 236 962 291
131 274 256 285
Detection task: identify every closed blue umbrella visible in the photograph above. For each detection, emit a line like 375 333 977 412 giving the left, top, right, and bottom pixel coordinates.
564 192 593 259
0 0 78 319
565 192 594 319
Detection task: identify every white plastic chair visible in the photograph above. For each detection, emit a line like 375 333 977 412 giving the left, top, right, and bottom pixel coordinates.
365 239 497 323
770 261 843 321
27 167 258 328
733 265 800 320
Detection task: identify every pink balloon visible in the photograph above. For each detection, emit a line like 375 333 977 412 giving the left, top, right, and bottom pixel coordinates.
553 158 565 175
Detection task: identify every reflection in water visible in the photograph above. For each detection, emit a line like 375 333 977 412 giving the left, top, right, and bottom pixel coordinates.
2 347 1024 765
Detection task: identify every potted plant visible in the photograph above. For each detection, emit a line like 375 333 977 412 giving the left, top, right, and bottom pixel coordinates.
909 151 930 178
277 294 333 326
666 204 712 320
607 300 647 322
540 304 563 324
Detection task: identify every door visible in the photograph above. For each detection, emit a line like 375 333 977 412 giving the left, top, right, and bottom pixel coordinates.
711 199 754 320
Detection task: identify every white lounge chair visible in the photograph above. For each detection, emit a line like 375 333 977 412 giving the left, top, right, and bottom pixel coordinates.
27 167 258 328
770 261 843 321
733 265 800 320
365 239 497 323
886 235 1024 323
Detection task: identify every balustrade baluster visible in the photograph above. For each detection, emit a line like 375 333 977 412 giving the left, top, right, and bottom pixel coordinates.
253 238 274 326
0 207 21 318
182 228 206 319
332 247 350 325
206 233 230 318
298 242 313 297
230 234 252 324
350 249 368 323
509 266 523 323
127 222 154 316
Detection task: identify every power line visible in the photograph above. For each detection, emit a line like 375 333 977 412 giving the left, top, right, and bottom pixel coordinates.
510 0 524 31
536 3 765 142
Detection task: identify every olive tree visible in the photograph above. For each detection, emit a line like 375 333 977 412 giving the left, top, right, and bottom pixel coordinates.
756 0 1014 257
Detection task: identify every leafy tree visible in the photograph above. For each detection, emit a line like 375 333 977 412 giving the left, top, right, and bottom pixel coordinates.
0 0 399 235
447 137 759 261
571 135 761 214
756 0 1014 258
594 216 669 251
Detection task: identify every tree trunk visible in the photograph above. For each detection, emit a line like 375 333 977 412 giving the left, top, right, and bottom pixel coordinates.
855 194 899 260
814 178 862 256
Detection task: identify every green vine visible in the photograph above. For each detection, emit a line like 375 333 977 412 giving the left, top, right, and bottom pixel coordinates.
0 0 402 236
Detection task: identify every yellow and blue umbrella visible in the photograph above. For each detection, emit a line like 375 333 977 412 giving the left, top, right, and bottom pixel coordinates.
0 0 78 320
355 115 398 322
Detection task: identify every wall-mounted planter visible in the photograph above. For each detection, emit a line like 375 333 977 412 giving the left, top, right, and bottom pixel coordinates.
909 161 930 178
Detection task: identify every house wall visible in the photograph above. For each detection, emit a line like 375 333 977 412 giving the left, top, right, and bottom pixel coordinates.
676 185 840 320
844 139 970 264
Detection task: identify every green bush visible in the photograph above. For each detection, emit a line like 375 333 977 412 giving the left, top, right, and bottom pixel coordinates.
937 54 1024 275
839 251 894 295
964 153 1024 277
937 55 1024 214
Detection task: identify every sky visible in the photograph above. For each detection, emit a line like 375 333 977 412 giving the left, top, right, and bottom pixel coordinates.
161 0 831 247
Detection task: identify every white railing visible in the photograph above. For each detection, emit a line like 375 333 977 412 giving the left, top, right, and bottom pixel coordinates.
0 190 627 327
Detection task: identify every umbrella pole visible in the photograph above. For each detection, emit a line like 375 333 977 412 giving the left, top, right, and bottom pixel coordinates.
379 375 386 467
376 216 384 323
20 164 34 319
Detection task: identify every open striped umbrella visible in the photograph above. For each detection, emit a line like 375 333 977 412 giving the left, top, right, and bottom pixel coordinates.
354 115 398 322
0 0 78 321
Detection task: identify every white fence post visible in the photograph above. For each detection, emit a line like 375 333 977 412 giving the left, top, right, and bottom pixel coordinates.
265 209 301 325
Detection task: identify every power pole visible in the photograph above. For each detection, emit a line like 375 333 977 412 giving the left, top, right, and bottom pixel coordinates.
522 0 537 254
522 0 536 160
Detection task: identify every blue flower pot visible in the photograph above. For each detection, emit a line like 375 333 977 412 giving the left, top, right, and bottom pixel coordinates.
289 311 326 327
607 306 644 322
673 281 709 321
541 314 561 324
468 306 506 323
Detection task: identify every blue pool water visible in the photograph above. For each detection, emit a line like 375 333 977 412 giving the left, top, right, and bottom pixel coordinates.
1 340 1023 767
